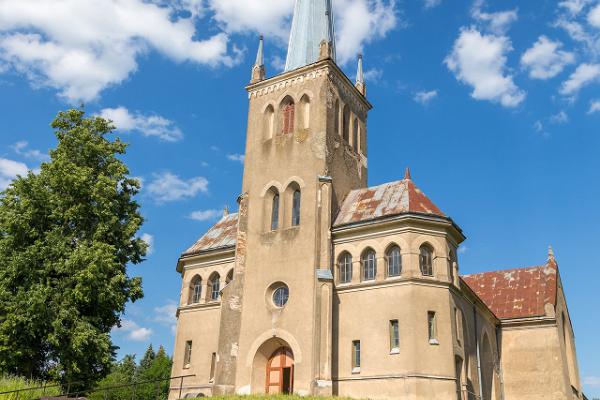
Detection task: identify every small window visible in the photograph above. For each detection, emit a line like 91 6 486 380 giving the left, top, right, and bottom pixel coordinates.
208 274 220 301
455 308 463 346
420 245 434 276
390 320 400 353
189 276 202 304
352 118 359 152
386 246 402 277
281 100 295 135
291 190 301 226
338 252 353 284
361 249 377 281
428 312 438 344
264 105 275 139
184 341 193 367
334 100 340 136
271 193 280 231
273 286 290 308
449 251 456 283
209 352 217 382
352 340 361 372
342 105 350 142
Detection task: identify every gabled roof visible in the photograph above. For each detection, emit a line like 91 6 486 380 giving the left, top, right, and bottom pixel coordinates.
462 260 558 320
333 174 445 227
182 213 238 257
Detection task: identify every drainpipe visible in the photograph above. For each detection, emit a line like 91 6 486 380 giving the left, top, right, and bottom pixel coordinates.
495 325 505 400
473 306 483 400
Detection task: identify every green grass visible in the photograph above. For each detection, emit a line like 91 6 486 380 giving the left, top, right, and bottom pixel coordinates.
0 375 60 400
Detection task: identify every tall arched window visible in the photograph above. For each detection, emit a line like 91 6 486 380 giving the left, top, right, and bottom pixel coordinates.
281 98 295 135
300 94 310 129
449 251 456 284
352 117 359 152
338 252 353 284
342 105 350 142
226 269 234 285
271 193 280 231
361 249 377 281
386 245 402 277
189 276 202 304
420 245 434 276
334 99 340 136
291 190 301 226
208 273 221 301
264 105 275 139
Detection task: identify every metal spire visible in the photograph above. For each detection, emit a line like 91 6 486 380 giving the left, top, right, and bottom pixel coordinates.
251 35 266 83
255 35 264 67
285 0 336 72
355 54 366 96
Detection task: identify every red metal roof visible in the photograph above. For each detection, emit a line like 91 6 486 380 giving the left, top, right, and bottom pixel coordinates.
182 213 238 256
333 177 445 227
462 261 558 320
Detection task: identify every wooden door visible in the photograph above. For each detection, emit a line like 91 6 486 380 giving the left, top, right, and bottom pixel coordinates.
265 347 294 394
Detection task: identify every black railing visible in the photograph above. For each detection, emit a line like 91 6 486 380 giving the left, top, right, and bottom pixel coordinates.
0 374 194 400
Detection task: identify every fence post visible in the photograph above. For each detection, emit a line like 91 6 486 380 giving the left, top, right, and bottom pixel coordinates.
15 389 20 400
178 376 184 399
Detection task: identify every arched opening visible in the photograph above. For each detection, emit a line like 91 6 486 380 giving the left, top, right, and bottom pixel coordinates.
291 189 301 226
280 97 295 135
267 187 280 231
264 105 275 139
420 244 434 276
334 99 340 136
449 250 457 284
189 275 202 304
342 105 350 143
361 248 377 281
299 94 310 130
207 272 220 302
251 338 295 394
337 252 353 284
480 333 495 400
352 117 359 153
385 244 402 277
284 181 301 228
226 269 234 285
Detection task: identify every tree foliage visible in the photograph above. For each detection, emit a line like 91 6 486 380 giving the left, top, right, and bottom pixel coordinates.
0 109 146 387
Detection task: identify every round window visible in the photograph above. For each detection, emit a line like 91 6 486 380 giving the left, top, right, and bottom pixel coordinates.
272 286 289 308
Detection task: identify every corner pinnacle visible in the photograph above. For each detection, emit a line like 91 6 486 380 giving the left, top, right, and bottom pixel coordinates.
404 167 412 180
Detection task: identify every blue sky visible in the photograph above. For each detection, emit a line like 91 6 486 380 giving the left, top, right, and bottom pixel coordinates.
1 0 599 395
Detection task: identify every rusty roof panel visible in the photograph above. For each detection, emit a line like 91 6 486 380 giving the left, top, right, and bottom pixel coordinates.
182 213 238 257
462 262 558 320
333 178 445 227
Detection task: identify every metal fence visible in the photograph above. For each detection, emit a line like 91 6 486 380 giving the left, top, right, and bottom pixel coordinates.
0 375 195 400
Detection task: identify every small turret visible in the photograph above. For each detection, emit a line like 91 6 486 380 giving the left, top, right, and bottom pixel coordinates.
251 35 266 83
355 54 366 96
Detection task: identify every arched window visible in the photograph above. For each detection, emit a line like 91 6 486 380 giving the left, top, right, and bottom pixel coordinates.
386 245 402 277
291 190 301 226
352 117 359 152
271 193 280 231
361 249 377 281
300 94 310 129
420 245 434 276
226 269 234 285
189 275 202 304
342 105 350 142
338 252 353 284
281 98 295 135
264 105 275 139
449 251 456 284
334 99 340 136
208 273 221 301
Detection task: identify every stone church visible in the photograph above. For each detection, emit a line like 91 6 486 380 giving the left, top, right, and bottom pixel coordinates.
169 1 584 399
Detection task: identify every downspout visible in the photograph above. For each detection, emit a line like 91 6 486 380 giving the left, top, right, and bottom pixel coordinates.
495 325 505 400
473 306 483 400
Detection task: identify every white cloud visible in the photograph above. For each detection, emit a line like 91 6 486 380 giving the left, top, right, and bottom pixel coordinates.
140 233 154 255
445 28 525 108
10 141 49 161
0 0 238 103
115 319 152 342
414 90 439 105
550 110 569 124
363 68 384 82
471 0 518 34
189 209 222 221
99 107 183 142
534 120 544 133
583 376 600 386
521 36 575 80
227 153 245 163
146 172 209 203
423 0 442 10
560 63 600 95
153 301 178 336
589 4 600 27
0 158 29 190
589 100 600 113
559 0 592 16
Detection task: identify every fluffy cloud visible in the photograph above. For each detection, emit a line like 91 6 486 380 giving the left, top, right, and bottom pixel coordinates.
445 28 525 108
589 100 600 114
153 301 178 336
559 0 593 16
140 233 154 255
423 0 442 10
0 158 28 190
560 63 600 95
10 141 49 161
0 0 237 103
521 36 575 80
226 153 245 163
146 172 209 203
550 110 569 124
115 319 152 342
189 209 222 221
99 107 183 142
414 90 438 105
589 4 600 27
471 0 518 34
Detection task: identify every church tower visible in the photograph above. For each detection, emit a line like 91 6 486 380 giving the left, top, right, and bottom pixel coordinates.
212 0 371 395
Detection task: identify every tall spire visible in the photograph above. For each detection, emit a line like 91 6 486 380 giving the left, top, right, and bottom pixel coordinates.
355 54 366 96
285 0 336 72
251 35 266 83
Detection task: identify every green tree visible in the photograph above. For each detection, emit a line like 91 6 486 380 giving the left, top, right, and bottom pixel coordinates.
136 345 172 400
138 344 156 375
0 109 146 388
89 355 137 400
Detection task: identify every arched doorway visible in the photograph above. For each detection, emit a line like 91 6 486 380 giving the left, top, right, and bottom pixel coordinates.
265 347 294 394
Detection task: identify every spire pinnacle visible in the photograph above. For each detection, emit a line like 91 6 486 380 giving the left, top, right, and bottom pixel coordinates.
355 54 366 96
548 245 555 263
285 0 336 72
404 167 412 180
251 35 266 83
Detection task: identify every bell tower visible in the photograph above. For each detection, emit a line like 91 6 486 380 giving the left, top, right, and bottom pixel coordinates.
213 0 372 395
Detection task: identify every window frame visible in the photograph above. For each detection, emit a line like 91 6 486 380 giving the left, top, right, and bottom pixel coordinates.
390 320 400 353
386 245 402 277
271 193 280 231
190 276 202 304
352 340 361 373
361 249 377 281
291 189 301 226
209 274 221 302
428 311 438 345
281 101 295 135
420 245 434 277
184 341 193 367
338 252 353 284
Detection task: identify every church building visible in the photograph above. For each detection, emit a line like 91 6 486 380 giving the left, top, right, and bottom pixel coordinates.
169 1 584 399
